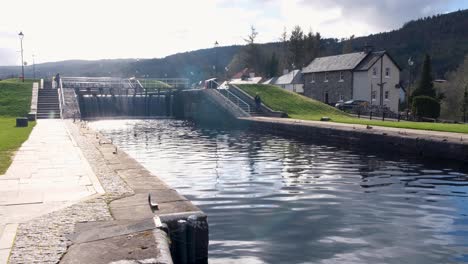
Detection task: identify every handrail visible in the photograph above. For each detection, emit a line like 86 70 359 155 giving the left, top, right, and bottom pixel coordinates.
58 78 65 119
212 80 250 114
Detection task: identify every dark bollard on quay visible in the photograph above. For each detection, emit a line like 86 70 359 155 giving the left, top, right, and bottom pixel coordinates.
156 212 209 264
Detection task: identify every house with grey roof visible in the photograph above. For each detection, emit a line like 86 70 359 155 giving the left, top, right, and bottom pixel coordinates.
264 70 304 94
302 50 402 113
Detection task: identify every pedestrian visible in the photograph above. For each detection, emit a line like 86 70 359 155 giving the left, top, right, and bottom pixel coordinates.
255 93 262 110
55 73 61 89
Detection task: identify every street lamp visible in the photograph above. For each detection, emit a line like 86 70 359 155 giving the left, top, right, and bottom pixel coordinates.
18 31 25 82
214 41 219 77
407 57 414 109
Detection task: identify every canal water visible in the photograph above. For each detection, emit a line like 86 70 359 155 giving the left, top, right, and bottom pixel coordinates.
90 119 468 264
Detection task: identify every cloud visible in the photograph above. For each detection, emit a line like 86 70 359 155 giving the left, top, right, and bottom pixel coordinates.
0 0 465 65
297 0 456 32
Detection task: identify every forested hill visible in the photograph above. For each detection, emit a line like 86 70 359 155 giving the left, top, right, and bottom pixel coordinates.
0 9 466 81
348 9 468 77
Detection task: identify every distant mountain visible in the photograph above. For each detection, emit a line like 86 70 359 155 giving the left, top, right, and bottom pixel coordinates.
1 9 466 82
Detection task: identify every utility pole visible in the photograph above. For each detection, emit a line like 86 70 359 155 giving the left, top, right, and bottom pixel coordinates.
18 32 25 82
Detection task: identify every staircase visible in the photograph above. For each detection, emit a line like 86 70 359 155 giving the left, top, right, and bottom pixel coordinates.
37 89 61 119
217 89 254 115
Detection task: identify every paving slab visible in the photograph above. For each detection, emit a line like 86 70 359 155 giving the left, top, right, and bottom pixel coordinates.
0 119 105 262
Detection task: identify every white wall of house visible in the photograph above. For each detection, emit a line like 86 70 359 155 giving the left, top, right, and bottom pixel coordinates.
280 84 304 94
352 71 370 101
352 54 400 113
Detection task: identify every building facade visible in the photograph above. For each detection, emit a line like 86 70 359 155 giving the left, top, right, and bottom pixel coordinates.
302 51 401 113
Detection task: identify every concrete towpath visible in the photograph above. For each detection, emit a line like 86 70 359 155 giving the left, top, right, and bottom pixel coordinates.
0 119 104 263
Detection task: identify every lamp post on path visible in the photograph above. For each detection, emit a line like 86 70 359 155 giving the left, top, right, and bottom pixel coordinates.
18 31 25 82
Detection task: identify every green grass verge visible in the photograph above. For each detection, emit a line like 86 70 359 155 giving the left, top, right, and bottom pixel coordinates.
0 79 36 174
0 118 35 174
237 84 468 134
0 79 35 116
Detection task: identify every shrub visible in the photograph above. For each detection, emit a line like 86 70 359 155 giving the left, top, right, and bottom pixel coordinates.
412 95 440 119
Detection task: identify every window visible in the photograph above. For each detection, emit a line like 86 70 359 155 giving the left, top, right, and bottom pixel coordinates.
324 72 329 82
384 91 389 100
371 91 377 101
339 71 344 82
339 94 344 101
372 67 377 77
311 73 315 83
385 67 390 78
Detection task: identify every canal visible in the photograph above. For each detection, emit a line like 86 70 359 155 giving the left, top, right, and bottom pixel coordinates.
90 119 468 264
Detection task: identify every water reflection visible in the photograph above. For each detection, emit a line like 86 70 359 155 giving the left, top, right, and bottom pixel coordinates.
90 119 468 264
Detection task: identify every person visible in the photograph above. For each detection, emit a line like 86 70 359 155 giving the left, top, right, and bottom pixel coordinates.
55 73 61 89
254 94 262 110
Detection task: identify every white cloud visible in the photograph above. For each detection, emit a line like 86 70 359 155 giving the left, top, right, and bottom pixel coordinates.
0 0 463 65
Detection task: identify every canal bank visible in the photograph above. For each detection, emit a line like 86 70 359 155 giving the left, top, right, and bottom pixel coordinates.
7 120 208 264
240 116 468 163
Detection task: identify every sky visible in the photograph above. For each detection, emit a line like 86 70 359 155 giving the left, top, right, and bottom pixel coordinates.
0 0 467 66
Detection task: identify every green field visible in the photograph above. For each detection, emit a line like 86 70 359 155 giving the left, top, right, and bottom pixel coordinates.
0 79 36 174
237 84 468 134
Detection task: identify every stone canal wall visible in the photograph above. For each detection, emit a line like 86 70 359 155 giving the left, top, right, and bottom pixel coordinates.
241 117 468 163
9 120 209 264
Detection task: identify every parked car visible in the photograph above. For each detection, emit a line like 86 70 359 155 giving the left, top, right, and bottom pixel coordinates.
335 100 369 110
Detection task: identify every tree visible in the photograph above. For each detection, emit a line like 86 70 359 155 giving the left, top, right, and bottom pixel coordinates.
411 54 440 119
289 26 305 68
342 35 355 54
439 55 468 121
304 30 320 65
266 52 279 78
412 54 436 98
242 26 262 72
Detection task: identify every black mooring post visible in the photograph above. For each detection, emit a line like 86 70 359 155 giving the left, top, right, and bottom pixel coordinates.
174 220 188 264
382 112 385 121
398 114 401 122
370 111 373 120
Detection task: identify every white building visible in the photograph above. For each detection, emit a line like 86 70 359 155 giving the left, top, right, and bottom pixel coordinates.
302 51 402 113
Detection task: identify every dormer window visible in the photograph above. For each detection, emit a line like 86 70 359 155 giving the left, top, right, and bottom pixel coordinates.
339 71 344 82
385 67 390 78
324 72 329 82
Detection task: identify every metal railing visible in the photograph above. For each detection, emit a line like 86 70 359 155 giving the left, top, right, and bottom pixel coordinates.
57 78 65 119
212 81 251 114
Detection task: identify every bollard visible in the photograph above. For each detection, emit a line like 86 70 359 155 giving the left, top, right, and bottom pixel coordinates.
382 112 385 121
398 114 401 122
16 117 28 127
173 219 188 264
187 215 209 264
370 112 373 120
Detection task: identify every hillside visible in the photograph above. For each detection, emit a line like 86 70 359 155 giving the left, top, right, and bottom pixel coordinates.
1 9 466 81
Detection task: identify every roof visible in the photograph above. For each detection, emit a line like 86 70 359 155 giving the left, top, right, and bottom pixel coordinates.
262 77 278 85
230 77 263 84
302 50 402 73
275 70 303 85
302 52 368 73
354 51 385 71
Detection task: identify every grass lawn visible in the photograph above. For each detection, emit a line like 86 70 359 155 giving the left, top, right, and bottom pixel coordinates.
0 79 36 174
237 84 468 134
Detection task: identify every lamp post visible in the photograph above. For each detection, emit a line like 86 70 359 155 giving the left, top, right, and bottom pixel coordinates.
291 63 296 92
214 41 219 78
32 54 36 80
407 57 414 109
18 31 25 82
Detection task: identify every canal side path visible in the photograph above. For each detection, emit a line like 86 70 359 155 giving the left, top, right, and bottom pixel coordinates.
1 119 200 263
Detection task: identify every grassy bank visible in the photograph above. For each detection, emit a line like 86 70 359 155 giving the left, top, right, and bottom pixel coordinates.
237 84 468 134
0 79 36 174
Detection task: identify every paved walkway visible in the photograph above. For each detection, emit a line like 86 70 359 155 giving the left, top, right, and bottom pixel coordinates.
0 120 104 264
